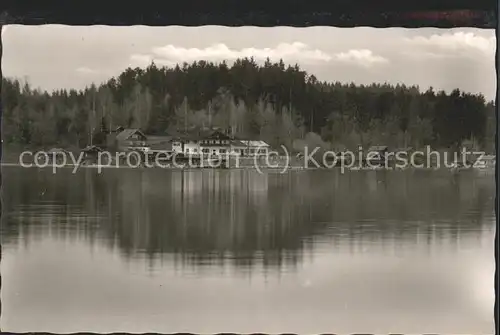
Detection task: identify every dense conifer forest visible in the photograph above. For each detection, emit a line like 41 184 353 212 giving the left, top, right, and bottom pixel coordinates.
1 57 495 153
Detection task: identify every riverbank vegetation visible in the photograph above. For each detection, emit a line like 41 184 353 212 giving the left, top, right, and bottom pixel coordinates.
2 58 495 153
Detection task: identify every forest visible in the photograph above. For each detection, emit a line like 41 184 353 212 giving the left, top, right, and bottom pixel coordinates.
1 57 495 153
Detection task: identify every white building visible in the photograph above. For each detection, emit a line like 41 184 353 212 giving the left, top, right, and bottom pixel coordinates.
171 130 233 156
172 139 201 155
230 140 270 157
171 130 270 157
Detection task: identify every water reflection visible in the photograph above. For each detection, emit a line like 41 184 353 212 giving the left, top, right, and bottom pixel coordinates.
0 166 495 333
1 167 495 272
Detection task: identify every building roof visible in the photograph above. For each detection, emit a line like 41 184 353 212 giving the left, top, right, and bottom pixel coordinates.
205 130 233 140
115 129 147 141
48 147 69 153
239 140 270 147
173 129 234 141
230 140 248 148
170 128 270 148
201 143 232 147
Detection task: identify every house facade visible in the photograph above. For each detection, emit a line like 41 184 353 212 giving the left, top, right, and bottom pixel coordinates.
81 145 104 164
106 128 149 152
171 130 270 157
172 130 233 156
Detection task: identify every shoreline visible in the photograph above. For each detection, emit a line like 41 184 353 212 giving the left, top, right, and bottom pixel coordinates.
1 162 494 173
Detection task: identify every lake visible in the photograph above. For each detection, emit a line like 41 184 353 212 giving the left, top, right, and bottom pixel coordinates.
0 166 495 334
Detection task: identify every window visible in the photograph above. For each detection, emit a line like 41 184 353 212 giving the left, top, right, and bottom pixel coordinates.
220 149 226 154
202 148 210 153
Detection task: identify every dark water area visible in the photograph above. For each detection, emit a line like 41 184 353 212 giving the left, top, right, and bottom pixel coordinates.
0 166 495 333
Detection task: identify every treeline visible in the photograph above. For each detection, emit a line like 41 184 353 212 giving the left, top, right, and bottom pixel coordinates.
1 58 495 152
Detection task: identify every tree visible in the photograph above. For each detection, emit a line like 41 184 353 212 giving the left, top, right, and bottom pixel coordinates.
1 58 493 152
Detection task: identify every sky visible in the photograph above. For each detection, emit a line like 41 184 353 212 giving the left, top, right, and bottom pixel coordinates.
1 25 496 101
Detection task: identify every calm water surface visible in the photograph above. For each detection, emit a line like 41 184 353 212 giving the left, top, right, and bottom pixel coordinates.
0 166 495 334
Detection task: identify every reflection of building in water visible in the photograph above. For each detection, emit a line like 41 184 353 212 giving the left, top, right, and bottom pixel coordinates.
168 170 270 204
106 169 310 271
2 167 496 274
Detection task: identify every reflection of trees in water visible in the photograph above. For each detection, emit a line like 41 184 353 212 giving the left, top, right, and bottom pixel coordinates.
1 167 495 270
1 170 113 250
106 170 313 270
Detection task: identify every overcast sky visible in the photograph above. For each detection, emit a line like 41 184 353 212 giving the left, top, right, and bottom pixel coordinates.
2 25 496 101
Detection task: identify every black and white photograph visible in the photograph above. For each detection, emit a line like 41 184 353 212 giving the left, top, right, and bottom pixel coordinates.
0 23 496 334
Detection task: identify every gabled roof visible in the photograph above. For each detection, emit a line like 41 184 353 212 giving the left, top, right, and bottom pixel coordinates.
115 129 147 141
48 148 69 153
239 140 270 147
172 129 234 141
230 140 248 147
204 130 233 140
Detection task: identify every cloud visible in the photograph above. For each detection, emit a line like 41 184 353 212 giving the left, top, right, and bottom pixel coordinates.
404 32 495 57
129 43 388 69
75 67 98 75
333 49 389 67
151 42 332 64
